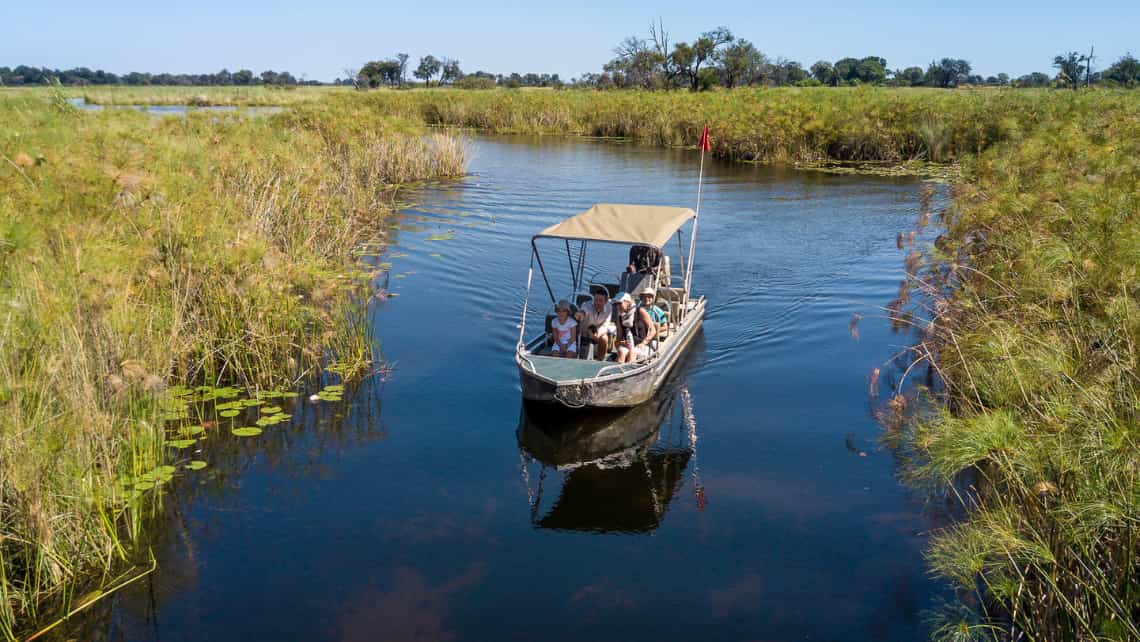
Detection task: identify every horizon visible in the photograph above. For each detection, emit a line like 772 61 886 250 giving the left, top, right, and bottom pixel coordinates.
3 1 1137 83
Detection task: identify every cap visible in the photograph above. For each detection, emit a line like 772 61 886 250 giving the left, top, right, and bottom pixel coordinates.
614 292 633 304
555 299 571 311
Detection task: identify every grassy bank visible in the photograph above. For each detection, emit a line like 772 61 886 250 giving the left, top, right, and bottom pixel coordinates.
885 102 1140 638
0 92 465 637
354 87 1136 165
66 85 346 106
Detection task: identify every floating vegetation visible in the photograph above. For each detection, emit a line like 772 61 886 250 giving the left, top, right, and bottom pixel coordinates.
218 409 241 418
425 231 456 241
231 426 263 437
260 405 283 414
185 461 208 471
167 439 198 449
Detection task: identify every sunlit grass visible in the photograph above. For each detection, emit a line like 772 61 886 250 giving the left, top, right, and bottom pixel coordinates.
0 90 465 637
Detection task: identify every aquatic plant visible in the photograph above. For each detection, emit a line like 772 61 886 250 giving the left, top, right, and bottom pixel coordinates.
885 96 1140 639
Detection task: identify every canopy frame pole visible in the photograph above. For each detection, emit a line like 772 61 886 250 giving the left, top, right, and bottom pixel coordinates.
564 239 577 293
518 250 536 349
684 143 705 299
531 239 557 306
575 241 588 295
675 230 687 322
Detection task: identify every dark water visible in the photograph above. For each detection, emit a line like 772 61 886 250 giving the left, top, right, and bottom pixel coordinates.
75 136 947 641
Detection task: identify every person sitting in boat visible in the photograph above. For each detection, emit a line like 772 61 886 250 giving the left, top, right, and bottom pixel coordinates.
575 286 615 360
614 292 657 364
549 300 578 358
638 287 668 339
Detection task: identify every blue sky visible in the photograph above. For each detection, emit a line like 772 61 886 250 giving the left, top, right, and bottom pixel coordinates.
3 0 1137 81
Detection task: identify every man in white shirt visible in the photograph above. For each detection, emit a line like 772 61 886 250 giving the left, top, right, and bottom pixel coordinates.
575 286 616 360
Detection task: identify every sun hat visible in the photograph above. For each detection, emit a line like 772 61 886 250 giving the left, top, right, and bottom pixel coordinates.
589 285 609 297
556 299 571 311
640 287 656 297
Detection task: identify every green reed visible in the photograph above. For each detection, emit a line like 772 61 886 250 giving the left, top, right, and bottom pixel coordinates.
0 91 465 637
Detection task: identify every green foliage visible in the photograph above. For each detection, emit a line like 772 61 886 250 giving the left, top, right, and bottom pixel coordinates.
0 91 466 635
898 91 1140 639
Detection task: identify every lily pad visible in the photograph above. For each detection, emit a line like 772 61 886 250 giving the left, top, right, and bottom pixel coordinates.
168 439 197 449
260 406 283 414
258 390 283 399
186 460 208 471
280 392 299 398
243 399 265 407
218 409 241 418
232 426 263 437
157 465 177 476
134 481 155 491
180 425 205 436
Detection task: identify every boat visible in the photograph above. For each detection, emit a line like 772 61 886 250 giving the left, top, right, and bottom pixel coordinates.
515 203 706 408
517 381 697 534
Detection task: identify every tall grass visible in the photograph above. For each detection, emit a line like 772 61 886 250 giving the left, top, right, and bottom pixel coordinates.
884 97 1140 639
0 92 465 637
352 87 1140 165
67 85 346 106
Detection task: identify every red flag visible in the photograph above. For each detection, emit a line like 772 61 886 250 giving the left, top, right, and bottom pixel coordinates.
698 125 711 152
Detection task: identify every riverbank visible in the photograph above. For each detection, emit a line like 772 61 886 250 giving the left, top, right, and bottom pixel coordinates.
364 87 1140 638
353 87 1135 165
0 91 465 637
895 94 1140 639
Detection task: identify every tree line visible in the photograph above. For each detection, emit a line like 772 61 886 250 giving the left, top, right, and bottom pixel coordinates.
350 55 562 89
0 65 319 86
581 23 1140 90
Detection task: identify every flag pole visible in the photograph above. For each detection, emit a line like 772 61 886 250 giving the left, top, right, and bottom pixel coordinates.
684 126 708 297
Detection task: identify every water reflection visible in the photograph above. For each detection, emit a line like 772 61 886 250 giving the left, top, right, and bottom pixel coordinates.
518 367 699 534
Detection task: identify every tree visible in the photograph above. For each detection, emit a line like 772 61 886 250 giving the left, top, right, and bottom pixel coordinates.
810 60 835 86
1104 53 1140 87
1017 71 1051 87
997 72 1010 86
925 58 971 88
670 26 734 91
771 58 806 86
396 53 409 86
895 66 925 86
414 55 442 86
606 35 666 89
855 56 887 84
719 40 766 88
441 58 462 85
833 57 860 85
1053 51 1088 90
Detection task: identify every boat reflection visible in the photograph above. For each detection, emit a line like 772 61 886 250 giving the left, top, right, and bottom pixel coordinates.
517 381 701 534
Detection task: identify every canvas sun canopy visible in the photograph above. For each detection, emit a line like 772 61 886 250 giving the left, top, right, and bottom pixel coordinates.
534 203 696 249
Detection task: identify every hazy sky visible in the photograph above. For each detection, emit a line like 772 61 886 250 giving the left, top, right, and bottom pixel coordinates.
4 0 1137 81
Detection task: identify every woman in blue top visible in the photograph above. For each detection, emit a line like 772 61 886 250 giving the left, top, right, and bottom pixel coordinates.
638 288 667 341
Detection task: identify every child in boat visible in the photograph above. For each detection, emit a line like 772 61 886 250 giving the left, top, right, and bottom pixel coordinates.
550 300 578 358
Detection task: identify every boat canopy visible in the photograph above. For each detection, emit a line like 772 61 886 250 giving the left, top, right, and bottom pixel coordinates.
533 203 696 249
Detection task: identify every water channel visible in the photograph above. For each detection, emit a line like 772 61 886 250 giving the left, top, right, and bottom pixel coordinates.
72 134 948 642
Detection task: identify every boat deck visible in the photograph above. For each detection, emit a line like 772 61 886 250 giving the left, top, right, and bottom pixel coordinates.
524 355 640 383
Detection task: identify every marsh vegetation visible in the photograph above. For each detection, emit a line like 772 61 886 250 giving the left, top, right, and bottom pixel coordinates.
0 91 465 637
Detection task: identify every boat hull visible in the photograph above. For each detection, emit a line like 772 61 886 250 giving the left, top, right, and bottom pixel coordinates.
519 301 704 408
